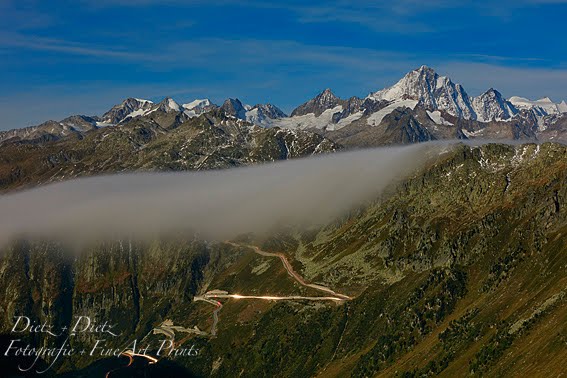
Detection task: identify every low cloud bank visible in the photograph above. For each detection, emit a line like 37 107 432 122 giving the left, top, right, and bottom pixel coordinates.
0 143 448 244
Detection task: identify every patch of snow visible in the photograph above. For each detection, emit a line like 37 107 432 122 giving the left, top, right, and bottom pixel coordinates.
244 108 262 125
167 98 180 112
366 100 418 126
270 106 343 130
511 145 528 166
335 111 364 129
134 98 153 104
462 129 484 138
508 96 562 115
426 110 453 126
145 107 159 116
436 75 448 89
182 98 211 109
124 108 151 119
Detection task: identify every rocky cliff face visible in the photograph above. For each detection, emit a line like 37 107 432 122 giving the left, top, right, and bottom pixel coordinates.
219 98 247 119
328 107 435 147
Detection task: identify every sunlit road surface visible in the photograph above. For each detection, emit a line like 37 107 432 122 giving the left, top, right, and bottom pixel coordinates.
203 293 345 302
225 241 351 300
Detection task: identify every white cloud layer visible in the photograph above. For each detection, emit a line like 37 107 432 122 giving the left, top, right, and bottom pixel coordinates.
0 144 442 245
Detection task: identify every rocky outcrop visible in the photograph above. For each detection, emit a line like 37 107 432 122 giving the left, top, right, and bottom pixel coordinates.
101 98 154 124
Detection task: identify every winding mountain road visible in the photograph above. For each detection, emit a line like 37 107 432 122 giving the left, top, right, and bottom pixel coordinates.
224 241 351 300
193 296 223 336
191 241 352 338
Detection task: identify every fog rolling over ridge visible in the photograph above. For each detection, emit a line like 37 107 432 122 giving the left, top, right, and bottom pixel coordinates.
0 144 445 245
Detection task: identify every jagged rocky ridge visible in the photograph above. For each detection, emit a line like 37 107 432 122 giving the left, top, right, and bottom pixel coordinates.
273 66 566 145
2 65 565 147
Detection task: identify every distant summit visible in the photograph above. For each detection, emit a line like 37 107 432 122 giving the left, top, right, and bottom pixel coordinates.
291 88 344 117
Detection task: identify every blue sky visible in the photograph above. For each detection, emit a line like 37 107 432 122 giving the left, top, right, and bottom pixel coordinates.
1 0 566 130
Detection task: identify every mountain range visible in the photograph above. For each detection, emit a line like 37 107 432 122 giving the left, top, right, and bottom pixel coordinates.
2 66 566 147
1 66 567 377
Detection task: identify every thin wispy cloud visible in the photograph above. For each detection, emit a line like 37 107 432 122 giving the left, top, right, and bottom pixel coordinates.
0 32 153 60
455 53 547 63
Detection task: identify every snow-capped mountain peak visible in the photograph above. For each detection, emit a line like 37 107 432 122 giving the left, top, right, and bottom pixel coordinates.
220 98 248 119
133 98 153 105
182 98 216 118
508 96 566 116
215 98 287 126
317 88 340 104
245 103 287 126
163 97 181 112
182 98 211 110
471 88 517 122
290 88 342 117
368 65 476 120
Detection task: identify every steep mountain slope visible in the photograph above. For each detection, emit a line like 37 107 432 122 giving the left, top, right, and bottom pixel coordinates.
369 65 477 120
1 143 566 377
219 98 248 119
472 88 517 122
326 107 436 147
